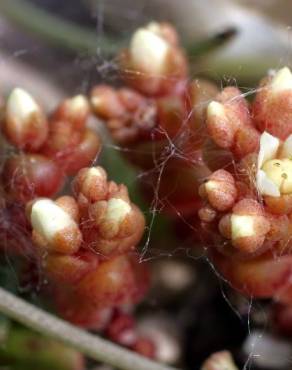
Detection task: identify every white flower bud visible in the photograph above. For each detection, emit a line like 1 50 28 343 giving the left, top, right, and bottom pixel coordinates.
130 28 170 75
270 67 292 93
7 88 40 123
31 199 77 244
105 198 131 225
207 101 225 119
231 215 255 239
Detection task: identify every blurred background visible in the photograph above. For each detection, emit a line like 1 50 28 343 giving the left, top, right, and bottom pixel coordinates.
1 0 292 106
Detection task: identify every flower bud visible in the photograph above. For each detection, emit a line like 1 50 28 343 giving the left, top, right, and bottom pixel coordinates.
120 22 187 95
55 195 80 223
201 351 238 370
86 196 145 256
53 94 90 130
30 198 82 254
146 21 178 45
203 170 237 211
3 88 48 151
207 87 259 158
2 154 64 202
90 85 126 119
186 79 219 146
62 128 101 175
198 205 217 223
94 86 157 145
130 28 170 76
42 120 101 175
207 101 234 149
229 199 270 253
73 166 108 203
92 197 132 238
253 67 292 140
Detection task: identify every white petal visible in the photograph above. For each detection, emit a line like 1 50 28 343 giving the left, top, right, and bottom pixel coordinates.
280 134 292 158
256 169 281 197
258 131 280 169
271 67 292 93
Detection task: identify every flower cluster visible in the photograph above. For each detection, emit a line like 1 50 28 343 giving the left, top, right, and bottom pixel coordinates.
90 22 218 216
0 87 154 357
2 88 101 202
0 89 101 255
3 19 291 368
198 67 292 317
27 166 152 354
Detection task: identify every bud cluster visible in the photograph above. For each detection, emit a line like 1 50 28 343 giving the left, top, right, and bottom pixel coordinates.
198 67 292 310
119 22 188 96
26 165 148 320
90 22 218 216
0 89 101 255
0 87 153 356
1 88 101 203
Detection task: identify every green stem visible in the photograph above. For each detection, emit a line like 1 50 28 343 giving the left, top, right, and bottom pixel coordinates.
0 0 236 58
0 0 120 54
0 287 180 370
187 27 237 58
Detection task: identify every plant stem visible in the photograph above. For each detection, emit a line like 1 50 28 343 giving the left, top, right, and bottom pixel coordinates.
187 27 237 58
0 0 120 54
0 0 236 58
0 287 180 370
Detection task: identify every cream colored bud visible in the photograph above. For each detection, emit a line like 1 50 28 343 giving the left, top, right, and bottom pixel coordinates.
69 95 89 113
130 28 170 75
146 22 161 35
207 101 225 119
105 198 131 224
231 215 255 239
205 180 220 192
83 167 104 188
201 351 238 370
7 88 40 123
270 67 292 93
31 199 77 243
